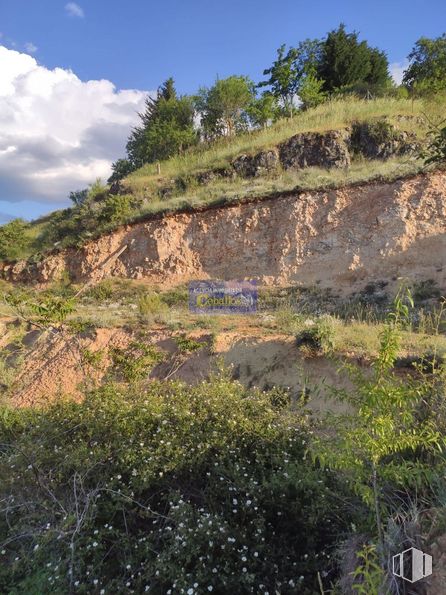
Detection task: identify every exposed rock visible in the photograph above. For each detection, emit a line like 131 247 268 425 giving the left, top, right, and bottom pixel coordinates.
350 120 419 159
1 171 445 299
232 149 280 177
279 130 351 170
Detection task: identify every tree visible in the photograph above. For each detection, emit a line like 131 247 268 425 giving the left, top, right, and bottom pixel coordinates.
0 218 30 260
126 78 197 167
108 159 135 184
259 40 326 115
245 93 278 128
195 75 255 139
403 34 446 91
258 44 300 117
314 290 445 556
318 24 390 92
298 73 326 110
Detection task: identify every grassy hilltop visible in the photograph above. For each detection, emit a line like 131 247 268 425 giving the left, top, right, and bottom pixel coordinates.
1 94 445 264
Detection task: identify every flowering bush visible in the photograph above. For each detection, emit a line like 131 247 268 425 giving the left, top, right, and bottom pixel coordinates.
0 376 357 594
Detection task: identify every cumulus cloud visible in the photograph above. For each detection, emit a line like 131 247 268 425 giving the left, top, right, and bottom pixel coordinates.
0 46 149 207
65 2 85 18
390 61 409 86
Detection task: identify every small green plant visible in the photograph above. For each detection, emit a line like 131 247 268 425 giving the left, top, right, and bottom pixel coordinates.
174 334 203 353
81 348 104 369
295 315 337 354
412 279 441 302
137 291 169 322
86 279 115 301
110 341 164 382
351 543 386 594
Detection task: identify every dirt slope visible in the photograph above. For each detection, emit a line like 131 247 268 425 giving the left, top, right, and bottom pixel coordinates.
1 170 445 295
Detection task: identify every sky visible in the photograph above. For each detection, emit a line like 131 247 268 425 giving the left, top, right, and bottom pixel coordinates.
0 0 445 222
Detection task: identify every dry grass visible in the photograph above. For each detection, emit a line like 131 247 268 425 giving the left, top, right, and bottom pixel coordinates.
130 155 427 220
126 95 445 196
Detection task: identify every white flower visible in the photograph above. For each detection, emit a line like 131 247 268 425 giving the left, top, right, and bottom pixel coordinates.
187 589 194 595
92 542 98 547
208 587 213 592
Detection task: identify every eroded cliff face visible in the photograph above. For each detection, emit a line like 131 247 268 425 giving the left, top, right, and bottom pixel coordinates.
2 170 445 294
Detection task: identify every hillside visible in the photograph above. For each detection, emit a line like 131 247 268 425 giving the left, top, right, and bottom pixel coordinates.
1 95 446 595
2 95 445 264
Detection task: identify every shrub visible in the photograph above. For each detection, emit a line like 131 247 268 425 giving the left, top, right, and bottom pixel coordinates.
99 194 133 225
110 341 164 382
295 315 337 354
0 219 30 261
174 333 203 353
0 377 358 594
137 292 169 322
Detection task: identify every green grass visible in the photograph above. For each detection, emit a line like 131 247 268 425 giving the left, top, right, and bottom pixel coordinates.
129 155 427 220
1 94 445 264
125 95 443 195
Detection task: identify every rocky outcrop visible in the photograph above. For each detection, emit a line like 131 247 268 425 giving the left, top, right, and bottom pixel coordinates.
189 121 417 189
350 120 419 159
278 130 351 170
2 171 445 297
232 149 280 177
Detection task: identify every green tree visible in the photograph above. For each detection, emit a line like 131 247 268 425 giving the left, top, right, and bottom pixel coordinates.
298 73 326 109
245 93 278 128
195 75 255 139
0 219 30 260
318 24 390 92
314 290 445 552
126 78 197 167
258 44 300 117
108 158 135 184
403 34 446 91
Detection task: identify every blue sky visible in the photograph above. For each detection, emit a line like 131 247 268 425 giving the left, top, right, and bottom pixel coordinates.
0 0 445 222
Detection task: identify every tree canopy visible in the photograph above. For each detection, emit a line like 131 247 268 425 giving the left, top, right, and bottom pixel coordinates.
195 75 255 139
126 78 197 168
403 34 446 91
317 24 390 92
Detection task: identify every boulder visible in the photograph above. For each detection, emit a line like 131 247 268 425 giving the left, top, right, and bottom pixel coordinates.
232 149 280 178
350 120 419 159
279 130 351 170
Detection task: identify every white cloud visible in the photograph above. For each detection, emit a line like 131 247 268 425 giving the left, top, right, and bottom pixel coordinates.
0 46 149 205
65 2 85 18
390 61 409 86
24 42 38 54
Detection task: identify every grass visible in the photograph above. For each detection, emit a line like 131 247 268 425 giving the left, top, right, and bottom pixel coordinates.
129 155 427 220
125 95 443 196
2 95 445 264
